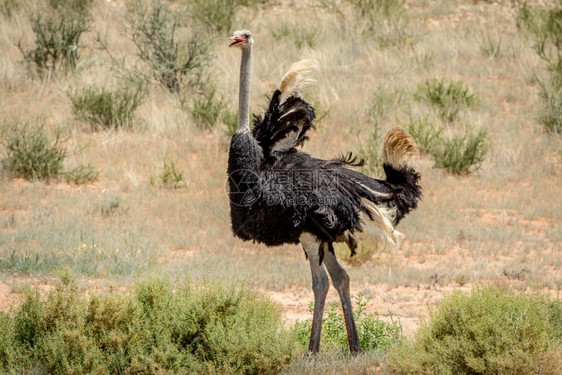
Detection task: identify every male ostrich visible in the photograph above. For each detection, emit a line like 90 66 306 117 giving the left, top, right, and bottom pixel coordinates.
227 30 422 355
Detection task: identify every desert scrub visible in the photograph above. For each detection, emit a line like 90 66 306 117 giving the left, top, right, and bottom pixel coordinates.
130 0 210 93
431 129 488 175
69 83 146 130
0 277 297 374
18 10 89 77
151 158 186 189
270 23 319 49
386 285 562 375
0 121 67 180
294 293 403 353
414 79 476 123
183 86 230 129
516 0 562 133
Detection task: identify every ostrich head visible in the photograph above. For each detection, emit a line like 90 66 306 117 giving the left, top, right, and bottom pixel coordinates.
229 30 253 48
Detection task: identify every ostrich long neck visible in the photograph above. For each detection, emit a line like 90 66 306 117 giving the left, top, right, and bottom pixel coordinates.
237 46 253 133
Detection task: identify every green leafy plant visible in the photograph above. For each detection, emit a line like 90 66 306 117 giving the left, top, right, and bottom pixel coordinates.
18 11 89 76
0 277 296 374
387 286 562 374
64 164 99 185
1 121 67 180
185 86 229 129
69 83 146 130
432 129 488 175
516 1 562 133
405 116 443 154
415 79 476 123
130 1 210 93
294 293 403 353
221 108 238 136
186 0 237 35
151 158 185 189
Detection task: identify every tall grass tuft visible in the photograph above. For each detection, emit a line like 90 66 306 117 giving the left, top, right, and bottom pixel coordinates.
387 286 562 374
1 121 67 180
69 83 146 130
0 277 296 374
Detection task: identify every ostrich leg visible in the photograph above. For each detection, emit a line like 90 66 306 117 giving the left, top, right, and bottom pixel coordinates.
300 233 329 354
323 246 361 355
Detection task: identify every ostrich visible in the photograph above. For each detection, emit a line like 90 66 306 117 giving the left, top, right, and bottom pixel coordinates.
227 30 422 355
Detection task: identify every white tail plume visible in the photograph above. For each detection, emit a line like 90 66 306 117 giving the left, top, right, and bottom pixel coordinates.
279 59 319 99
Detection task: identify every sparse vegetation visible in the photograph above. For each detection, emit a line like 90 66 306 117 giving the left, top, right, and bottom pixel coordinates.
187 87 229 129
415 79 476 123
151 158 186 189
432 129 488 175
0 1 560 373
18 11 89 77
130 0 211 93
64 164 99 185
516 0 562 133
1 121 67 180
294 293 403 353
387 286 562 374
69 83 146 130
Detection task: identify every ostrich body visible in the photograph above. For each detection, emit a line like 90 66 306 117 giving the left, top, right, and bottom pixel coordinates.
227 30 422 355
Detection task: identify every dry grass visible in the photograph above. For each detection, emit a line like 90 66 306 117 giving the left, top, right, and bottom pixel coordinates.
0 1 561 372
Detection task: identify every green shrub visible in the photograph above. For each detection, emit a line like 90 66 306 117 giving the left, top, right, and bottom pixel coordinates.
131 1 210 93
294 293 403 353
18 11 89 76
516 1 562 133
1 121 67 180
0 277 296 374
405 116 443 154
69 83 146 130
387 286 562 375
151 158 185 188
415 79 476 123
221 108 238 136
65 164 100 185
432 129 487 175
185 86 229 129
538 83 562 133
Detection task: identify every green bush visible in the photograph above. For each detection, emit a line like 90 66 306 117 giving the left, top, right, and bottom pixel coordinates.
18 11 89 76
387 286 562 375
539 83 562 133
131 1 210 93
358 124 383 177
65 164 100 185
294 293 403 353
405 116 443 154
432 129 488 175
1 121 67 180
186 0 237 35
185 86 229 129
516 1 562 133
415 79 476 123
0 277 296 374
151 158 186 188
69 83 146 130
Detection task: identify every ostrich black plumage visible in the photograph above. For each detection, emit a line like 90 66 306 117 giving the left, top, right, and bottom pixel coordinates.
227 30 422 355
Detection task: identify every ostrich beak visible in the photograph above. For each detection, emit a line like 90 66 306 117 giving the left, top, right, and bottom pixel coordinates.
229 36 246 47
